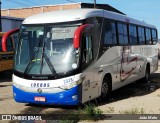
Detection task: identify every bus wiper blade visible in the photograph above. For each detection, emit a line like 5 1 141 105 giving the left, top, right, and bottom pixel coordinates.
43 53 59 79
24 60 35 74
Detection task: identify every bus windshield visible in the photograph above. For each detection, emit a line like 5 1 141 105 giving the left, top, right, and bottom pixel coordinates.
15 24 80 76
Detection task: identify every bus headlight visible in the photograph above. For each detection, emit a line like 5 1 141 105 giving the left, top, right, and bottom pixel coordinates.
60 80 81 90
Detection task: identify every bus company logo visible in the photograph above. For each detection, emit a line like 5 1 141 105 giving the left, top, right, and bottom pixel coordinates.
37 88 42 93
31 83 50 88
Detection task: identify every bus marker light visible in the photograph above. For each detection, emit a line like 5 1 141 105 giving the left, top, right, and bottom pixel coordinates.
72 95 78 100
13 93 16 96
34 97 46 102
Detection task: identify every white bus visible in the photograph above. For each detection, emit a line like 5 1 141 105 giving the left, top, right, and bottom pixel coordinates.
2 9 158 105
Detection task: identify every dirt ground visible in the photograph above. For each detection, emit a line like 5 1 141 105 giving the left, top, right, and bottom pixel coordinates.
98 71 160 114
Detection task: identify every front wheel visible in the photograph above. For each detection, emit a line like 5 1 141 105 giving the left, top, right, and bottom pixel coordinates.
100 76 112 101
142 65 150 83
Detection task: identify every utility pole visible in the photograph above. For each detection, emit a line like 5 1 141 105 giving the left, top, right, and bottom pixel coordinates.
94 0 96 8
0 0 2 32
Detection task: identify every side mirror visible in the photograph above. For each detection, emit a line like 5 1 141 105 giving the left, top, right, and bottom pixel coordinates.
73 24 94 49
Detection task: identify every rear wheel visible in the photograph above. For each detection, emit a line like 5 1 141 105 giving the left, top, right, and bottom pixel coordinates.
100 76 112 101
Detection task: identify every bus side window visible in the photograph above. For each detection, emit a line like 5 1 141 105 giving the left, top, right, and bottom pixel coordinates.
151 29 158 44
145 28 151 44
117 23 128 45
82 35 93 64
0 37 13 51
138 27 145 44
104 21 117 46
7 38 14 51
129 25 137 45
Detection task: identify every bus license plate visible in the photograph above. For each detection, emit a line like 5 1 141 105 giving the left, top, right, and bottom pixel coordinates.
34 97 46 102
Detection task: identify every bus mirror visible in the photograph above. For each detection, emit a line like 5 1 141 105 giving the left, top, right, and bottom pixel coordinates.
2 28 20 52
73 24 94 49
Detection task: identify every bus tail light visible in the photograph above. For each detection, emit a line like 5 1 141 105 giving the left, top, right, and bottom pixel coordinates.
73 24 94 49
2 28 20 52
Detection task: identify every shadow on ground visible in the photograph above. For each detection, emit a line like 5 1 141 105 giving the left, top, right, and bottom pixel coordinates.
0 70 13 82
96 73 160 106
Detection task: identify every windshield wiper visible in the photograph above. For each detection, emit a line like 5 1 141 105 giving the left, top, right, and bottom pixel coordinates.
24 38 42 75
43 52 59 79
24 60 35 74
40 34 59 79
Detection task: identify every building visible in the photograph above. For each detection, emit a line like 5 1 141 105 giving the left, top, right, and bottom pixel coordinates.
1 3 125 19
1 16 23 32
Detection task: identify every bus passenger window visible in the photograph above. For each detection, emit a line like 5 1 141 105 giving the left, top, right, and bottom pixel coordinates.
104 22 117 45
151 29 157 44
7 38 13 51
138 27 145 44
0 37 13 51
129 25 137 45
82 35 93 64
145 28 151 44
118 23 128 45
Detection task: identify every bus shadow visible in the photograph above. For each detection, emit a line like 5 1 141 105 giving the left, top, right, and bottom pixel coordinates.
98 73 160 106
0 70 12 82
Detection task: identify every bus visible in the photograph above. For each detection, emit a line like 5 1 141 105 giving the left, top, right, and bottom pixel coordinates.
0 32 14 73
2 9 158 105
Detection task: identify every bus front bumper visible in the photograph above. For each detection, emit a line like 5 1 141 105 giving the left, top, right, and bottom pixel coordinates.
13 85 80 105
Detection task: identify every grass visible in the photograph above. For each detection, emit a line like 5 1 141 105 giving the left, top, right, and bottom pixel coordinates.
82 104 103 121
60 104 104 123
119 108 145 114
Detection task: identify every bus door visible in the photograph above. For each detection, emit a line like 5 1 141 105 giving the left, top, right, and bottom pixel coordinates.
81 33 99 103
120 46 138 82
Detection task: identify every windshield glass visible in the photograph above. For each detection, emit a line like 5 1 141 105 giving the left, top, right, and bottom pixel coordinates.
15 24 80 76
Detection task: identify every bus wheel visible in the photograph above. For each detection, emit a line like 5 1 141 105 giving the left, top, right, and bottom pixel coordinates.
100 76 111 101
142 65 150 83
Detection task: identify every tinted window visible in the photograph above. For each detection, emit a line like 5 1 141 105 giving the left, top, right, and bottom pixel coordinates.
129 25 137 44
0 37 13 51
138 27 145 44
118 23 128 45
152 29 157 44
104 21 117 45
82 35 93 63
145 28 151 44
7 38 14 51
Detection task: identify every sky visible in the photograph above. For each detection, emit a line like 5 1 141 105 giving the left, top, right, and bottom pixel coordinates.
1 0 160 38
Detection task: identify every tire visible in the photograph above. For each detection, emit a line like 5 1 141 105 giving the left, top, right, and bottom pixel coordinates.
100 76 112 101
142 65 150 83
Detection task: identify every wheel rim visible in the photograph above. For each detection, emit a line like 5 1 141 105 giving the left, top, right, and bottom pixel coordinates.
102 82 109 96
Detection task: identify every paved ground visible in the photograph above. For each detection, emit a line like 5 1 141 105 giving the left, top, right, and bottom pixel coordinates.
0 61 160 123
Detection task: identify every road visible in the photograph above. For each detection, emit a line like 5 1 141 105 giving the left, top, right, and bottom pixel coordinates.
0 61 160 123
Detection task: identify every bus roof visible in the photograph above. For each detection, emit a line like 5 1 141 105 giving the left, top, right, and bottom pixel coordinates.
22 9 156 28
